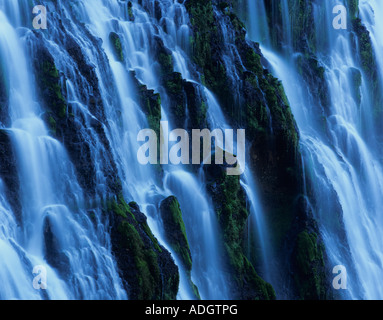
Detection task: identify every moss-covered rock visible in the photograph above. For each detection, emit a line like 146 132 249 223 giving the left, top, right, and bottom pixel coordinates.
127 1 135 21
205 164 276 300
184 0 335 300
160 196 192 270
109 32 124 62
347 0 359 18
164 72 188 128
160 196 201 299
154 36 174 77
288 0 316 53
183 81 208 129
0 130 22 224
130 71 162 135
34 48 67 121
108 195 179 300
293 230 327 300
185 0 232 114
31 35 122 199
352 17 382 121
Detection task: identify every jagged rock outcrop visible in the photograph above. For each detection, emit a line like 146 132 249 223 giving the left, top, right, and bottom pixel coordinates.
205 163 276 300
0 130 22 223
108 196 179 300
160 196 201 299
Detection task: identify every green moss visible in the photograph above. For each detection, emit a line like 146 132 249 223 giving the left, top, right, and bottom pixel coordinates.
109 32 124 62
293 230 327 300
110 196 163 252
110 194 177 299
288 0 316 53
353 18 374 75
160 196 192 271
165 72 183 95
158 52 173 75
118 221 161 300
185 0 230 101
185 0 214 69
352 17 382 121
109 196 134 220
48 116 57 135
39 60 67 119
160 196 200 299
347 0 359 18
127 1 134 21
136 84 162 134
147 93 162 134
207 168 275 300
245 49 262 76
141 222 162 253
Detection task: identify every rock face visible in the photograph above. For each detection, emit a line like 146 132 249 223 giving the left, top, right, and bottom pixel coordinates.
205 163 275 300
108 196 179 300
350 4 382 127
0 130 22 223
184 0 335 299
185 0 300 297
160 196 192 271
160 196 201 299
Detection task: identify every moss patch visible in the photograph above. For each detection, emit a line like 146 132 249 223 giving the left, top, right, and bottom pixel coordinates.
206 165 275 300
109 196 179 300
160 196 192 271
293 230 327 300
109 32 124 62
160 196 201 300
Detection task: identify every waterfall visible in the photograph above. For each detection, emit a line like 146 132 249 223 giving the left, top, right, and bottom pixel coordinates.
0 0 246 300
2 0 382 301
240 0 383 299
0 2 127 299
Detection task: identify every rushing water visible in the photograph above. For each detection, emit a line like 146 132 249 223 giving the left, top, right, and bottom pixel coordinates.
240 0 383 299
0 0 239 300
1 0 382 300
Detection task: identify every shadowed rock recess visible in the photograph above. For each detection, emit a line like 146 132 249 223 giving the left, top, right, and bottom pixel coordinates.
0 0 381 300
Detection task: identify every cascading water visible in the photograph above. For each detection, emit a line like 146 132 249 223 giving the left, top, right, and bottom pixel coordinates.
0 2 127 299
0 0 244 300
75 0 233 300
239 0 383 299
2 0 382 301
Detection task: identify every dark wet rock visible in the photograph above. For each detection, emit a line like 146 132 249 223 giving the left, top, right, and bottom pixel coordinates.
108 196 179 300
205 162 275 300
0 63 9 126
43 215 71 277
0 130 22 224
160 196 192 271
